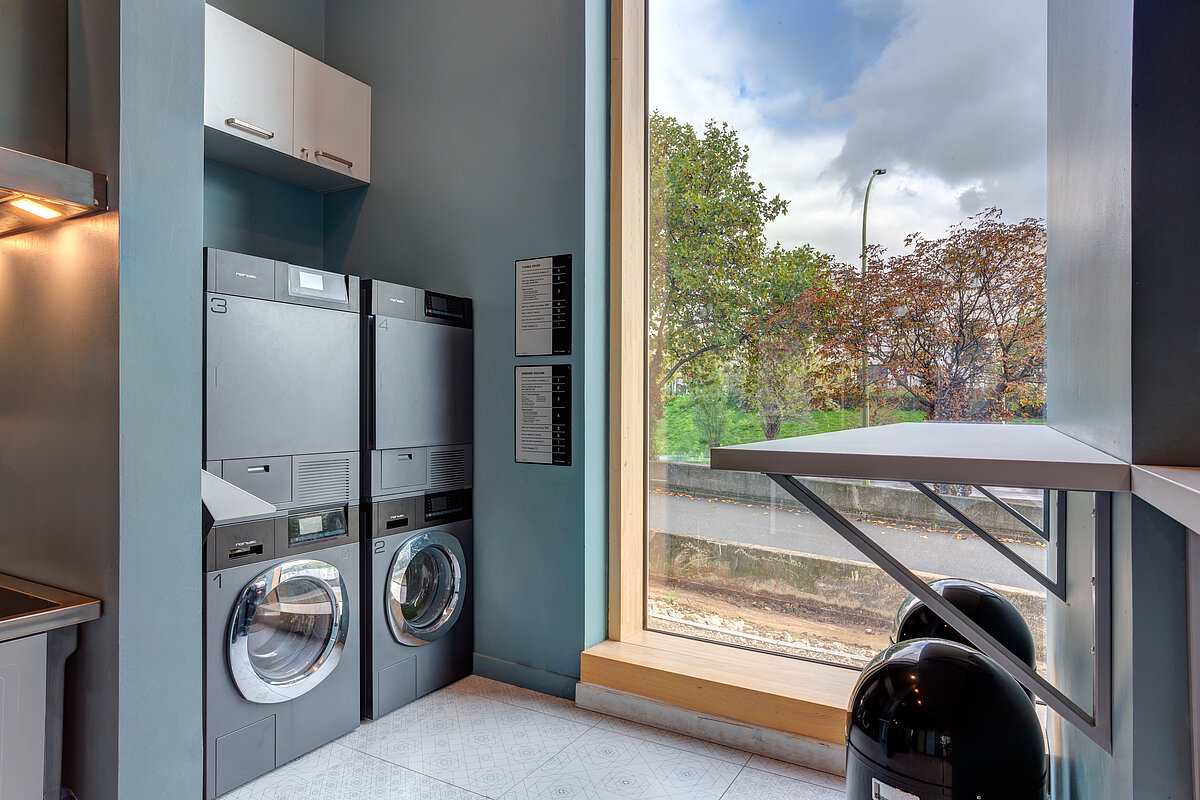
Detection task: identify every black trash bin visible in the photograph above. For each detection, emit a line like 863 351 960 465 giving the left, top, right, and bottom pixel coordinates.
846 639 1047 800
893 578 1037 672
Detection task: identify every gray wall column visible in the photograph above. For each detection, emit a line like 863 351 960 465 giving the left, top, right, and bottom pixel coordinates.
1047 0 1198 797
0 1 203 797
114 0 205 796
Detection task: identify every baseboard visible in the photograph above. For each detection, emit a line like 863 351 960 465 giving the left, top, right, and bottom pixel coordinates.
472 653 579 699
575 682 847 776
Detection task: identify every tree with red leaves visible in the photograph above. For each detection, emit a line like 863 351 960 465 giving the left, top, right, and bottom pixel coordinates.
809 208 1045 421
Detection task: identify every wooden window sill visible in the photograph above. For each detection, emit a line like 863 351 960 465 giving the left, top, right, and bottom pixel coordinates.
580 630 858 744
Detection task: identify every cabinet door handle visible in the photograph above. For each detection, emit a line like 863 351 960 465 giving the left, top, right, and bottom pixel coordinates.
315 150 353 169
224 118 275 140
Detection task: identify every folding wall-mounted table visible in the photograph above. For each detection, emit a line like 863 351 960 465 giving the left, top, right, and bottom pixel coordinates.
712 422 1130 753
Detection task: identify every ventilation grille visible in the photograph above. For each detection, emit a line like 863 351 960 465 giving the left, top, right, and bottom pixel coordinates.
429 449 468 489
296 458 352 504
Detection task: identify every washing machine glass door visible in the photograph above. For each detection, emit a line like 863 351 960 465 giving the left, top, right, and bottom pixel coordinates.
387 531 465 646
228 558 350 704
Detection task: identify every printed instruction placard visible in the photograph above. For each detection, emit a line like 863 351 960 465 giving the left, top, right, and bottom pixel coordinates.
515 254 571 356
515 365 571 466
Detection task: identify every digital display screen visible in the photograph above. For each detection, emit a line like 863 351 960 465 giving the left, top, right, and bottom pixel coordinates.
426 292 466 321
298 271 324 291
298 515 323 535
425 490 470 521
287 510 347 547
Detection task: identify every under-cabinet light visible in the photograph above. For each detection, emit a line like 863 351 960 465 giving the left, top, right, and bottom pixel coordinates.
10 197 63 220
0 146 107 237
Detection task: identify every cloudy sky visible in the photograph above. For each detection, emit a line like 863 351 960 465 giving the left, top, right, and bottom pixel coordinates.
649 0 1047 265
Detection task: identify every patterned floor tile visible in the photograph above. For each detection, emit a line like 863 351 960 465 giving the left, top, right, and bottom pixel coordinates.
340 687 592 798
451 675 606 726
223 750 484 799
219 742 359 799
595 716 750 765
744 755 845 790
718 766 845 800
502 726 743 800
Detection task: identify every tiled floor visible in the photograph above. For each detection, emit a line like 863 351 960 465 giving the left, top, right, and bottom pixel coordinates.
220 675 847 799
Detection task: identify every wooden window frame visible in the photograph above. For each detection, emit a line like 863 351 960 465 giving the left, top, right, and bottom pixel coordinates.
607 0 648 643
588 0 855 745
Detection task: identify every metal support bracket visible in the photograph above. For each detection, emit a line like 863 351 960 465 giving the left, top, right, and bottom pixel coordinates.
911 482 1066 600
767 473 1113 753
973 484 1050 541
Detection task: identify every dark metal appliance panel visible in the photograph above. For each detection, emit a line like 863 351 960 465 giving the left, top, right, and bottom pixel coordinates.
372 318 472 450
207 294 359 461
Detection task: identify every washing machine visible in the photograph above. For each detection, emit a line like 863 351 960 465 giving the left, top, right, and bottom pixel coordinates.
202 474 361 799
361 488 473 719
359 278 474 719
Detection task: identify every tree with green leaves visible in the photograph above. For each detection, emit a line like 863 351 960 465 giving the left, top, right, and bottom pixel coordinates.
648 111 818 434
734 248 829 439
649 113 784 411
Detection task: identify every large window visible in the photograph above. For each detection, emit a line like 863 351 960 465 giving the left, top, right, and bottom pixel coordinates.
644 0 1049 669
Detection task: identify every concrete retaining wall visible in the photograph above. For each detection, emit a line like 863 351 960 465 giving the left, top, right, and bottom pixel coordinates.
651 461 1046 543
647 528 1046 656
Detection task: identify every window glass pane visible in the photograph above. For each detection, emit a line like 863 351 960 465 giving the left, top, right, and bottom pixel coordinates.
646 0 1048 672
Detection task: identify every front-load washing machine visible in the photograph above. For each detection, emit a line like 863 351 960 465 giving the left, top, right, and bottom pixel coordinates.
361 487 472 720
202 478 361 799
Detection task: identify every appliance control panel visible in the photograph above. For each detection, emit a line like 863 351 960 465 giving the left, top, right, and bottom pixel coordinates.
286 507 349 548
369 489 472 539
365 279 472 329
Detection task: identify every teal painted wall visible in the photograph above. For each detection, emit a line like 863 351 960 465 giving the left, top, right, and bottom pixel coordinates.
203 159 326 267
324 0 609 697
580 0 610 651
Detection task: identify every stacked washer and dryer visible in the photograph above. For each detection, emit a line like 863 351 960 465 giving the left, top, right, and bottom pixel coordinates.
201 249 363 799
199 251 474 798
360 279 474 719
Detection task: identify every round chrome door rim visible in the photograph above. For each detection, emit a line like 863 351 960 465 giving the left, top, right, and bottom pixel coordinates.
386 531 465 647
228 558 350 704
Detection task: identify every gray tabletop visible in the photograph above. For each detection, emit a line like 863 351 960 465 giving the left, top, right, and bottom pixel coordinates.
711 422 1130 491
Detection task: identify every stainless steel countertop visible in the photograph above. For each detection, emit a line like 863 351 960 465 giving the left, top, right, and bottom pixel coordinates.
0 573 101 643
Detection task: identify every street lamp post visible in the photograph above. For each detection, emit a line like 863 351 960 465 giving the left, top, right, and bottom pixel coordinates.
860 168 887 428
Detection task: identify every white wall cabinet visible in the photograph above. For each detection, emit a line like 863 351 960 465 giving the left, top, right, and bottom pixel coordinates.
204 5 294 156
203 5 371 192
293 51 371 184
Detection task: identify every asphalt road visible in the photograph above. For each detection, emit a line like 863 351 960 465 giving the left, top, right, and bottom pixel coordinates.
650 490 1048 593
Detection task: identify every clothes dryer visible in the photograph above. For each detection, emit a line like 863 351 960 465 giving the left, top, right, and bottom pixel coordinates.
202 488 360 799
361 489 472 719
205 248 361 510
361 279 472 501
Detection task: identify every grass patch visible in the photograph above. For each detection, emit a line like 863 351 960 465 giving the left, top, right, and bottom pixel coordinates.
655 396 925 460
